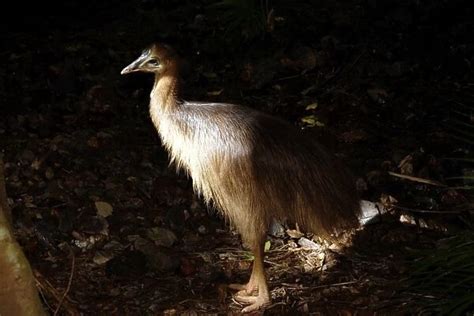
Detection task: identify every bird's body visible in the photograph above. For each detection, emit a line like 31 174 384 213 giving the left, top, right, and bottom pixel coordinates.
122 44 361 313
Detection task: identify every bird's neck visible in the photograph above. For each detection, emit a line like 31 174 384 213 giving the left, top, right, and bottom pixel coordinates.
150 69 180 113
149 68 181 132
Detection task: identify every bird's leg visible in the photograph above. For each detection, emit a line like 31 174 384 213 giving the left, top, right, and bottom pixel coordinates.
228 258 259 295
232 240 271 313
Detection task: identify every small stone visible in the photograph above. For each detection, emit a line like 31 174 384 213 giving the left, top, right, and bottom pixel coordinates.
269 219 285 237
45 167 54 179
198 225 207 234
298 237 321 250
146 227 177 247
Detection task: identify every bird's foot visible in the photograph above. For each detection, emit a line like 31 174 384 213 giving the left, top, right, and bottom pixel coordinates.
234 292 270 313
228 283 257 296
230 284 270 313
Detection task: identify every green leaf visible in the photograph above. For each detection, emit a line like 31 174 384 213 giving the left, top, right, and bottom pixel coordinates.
301 115 325 127
264 240 271 252
305 102 318 110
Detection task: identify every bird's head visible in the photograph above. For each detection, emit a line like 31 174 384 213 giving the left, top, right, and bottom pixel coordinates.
121 43 177 76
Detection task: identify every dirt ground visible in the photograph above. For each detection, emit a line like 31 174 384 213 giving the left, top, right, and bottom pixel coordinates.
1 0 473 315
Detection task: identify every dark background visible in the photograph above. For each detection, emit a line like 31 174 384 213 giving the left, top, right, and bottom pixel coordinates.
1 0 473 314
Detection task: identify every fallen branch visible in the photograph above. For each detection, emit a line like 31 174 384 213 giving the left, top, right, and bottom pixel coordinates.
54 247 76 316
388 171 446 187
35 270 80 316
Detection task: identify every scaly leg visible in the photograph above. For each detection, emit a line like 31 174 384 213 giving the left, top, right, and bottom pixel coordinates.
231 241 271 313
228 258 259 295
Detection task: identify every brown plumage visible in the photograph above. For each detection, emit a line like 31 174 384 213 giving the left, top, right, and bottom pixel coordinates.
121 43 361 313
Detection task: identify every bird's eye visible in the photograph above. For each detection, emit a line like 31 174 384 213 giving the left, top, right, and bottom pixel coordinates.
148 59 159 66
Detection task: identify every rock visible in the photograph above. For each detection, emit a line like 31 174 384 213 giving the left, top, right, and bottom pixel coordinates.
269 219 286 238
297 237 321 250
146 227 177 247
359 200 387 225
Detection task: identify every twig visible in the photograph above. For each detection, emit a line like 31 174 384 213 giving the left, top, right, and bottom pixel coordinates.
388 171 446 187
267 301 288 310
275 72 308 82
282 280 358 290
35 272 62 312
394 205 462 214
54 248 76 316
34 270 79 315
37 285 53 311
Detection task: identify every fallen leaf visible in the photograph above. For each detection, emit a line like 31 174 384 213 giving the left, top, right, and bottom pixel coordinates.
305 102 318 110
93 250 114 265
264 240 271 252
206 89 224 96
95 201 113 217
301 115 325 127
286 228 304 239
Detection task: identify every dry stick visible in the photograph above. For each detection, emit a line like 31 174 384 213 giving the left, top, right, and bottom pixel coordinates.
53 248 76 316
34 271 79 315
394 205 461 214
388 171 446 187
282 280 358 290
36 284 54 312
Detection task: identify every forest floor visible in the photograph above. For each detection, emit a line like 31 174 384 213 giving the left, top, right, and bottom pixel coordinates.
1 0 473 315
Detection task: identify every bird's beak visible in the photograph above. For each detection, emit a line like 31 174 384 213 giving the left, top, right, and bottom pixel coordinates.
120 54 148 75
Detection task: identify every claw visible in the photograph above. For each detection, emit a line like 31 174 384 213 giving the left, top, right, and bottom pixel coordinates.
240 295 270 313
233 287 270 313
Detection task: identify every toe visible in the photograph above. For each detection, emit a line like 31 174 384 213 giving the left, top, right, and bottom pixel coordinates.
241 297 270 313
229 283 258 296
234 294 257 304
228 283 247 291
